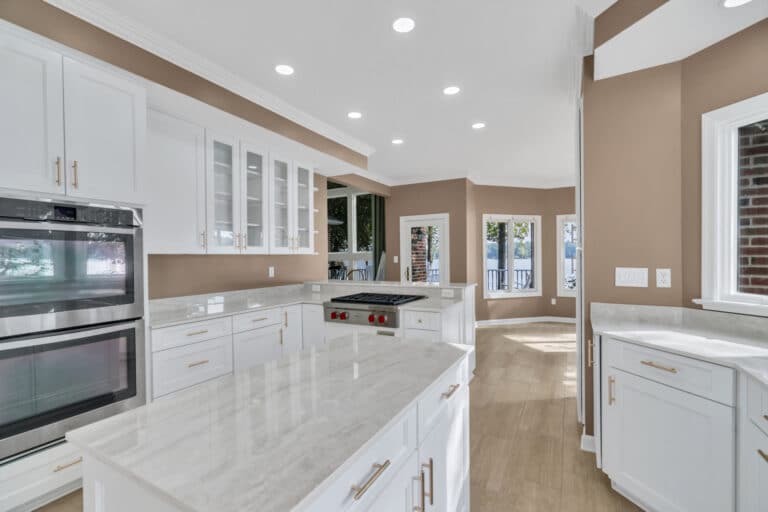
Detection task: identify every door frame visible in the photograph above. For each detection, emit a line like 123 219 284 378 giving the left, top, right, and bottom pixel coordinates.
399 213 450 285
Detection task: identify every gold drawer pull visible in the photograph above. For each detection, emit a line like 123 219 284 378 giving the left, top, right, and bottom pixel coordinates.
417 469 426 511
55 157 62 186
187 359 209 368
351 459 390 500
72 160 79 188
641 360 678 374
251 317 269 322
422 457 434 505
759 449 768 463
442 383 460 400
186 329 209 337
608 376 616 405
53 457 82 473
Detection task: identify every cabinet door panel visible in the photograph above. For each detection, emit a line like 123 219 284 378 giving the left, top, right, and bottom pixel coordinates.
145 109 206 253
281 305 302 355
241 144 268 253
367 451 418 512
63 58 145 204
295 163 314 253
301 304 325 348
233 324 281 371
0 33 64 195
740 422 768 512
603 368 734 512
270 155 292 253
206 133 240 253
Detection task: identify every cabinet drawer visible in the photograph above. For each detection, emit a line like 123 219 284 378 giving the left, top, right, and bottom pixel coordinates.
747 376 768 437
418 357 468 443
302 406 417 512
404 311 440 331
603 337 735 406
152 336 233 398
152 317 232 352
233 307 282 333
0 442 82 511
405 329 442 343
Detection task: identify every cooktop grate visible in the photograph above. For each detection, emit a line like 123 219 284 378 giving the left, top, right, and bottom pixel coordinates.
330 293 426 306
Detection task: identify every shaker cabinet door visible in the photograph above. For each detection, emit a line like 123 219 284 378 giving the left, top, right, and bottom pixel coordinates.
205 133 240 253
281 305 303 355
233 324 282 371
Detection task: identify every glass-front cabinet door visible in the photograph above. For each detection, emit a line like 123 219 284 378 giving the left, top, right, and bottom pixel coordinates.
240 144 268 253
270 155 292 253
294 163 314 254
205 134 240 253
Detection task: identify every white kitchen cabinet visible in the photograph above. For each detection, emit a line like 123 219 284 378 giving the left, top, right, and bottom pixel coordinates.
205 132 240 253
282 304 303 355
0 31 64 195
367 452 418 512
294 162 314 254
62 57 146 204
602 366 734 512
302 304 326 348
233 324 282 371
740 420 768 512
240 142 269 253
145 109 206 253
269 155 314 254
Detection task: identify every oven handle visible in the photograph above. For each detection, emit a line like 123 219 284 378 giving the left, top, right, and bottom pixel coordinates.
0 320 143 351
0 220 139 235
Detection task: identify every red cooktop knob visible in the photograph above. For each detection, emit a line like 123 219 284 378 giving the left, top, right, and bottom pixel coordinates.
340 312 348 320
330 311 338 320
378 315 386 324
368 314 375 323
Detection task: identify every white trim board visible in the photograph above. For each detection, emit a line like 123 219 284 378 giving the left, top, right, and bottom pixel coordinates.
475 317 577 328
581 431 596 453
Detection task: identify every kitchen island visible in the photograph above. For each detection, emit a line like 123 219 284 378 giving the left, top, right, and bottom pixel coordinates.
66 334 472 512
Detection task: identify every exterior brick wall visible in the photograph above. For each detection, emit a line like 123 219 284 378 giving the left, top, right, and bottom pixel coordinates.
739 121 768 296
410 227 427 282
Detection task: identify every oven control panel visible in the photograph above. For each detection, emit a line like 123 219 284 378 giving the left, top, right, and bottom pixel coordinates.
323 305 399 329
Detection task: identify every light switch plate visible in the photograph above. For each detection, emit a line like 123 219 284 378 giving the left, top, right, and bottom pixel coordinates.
656 268 672 288
551 298 557 305
268 266 275 278
441 289 455 298
311 284 321 292
615 267 648 287
393 255 399 264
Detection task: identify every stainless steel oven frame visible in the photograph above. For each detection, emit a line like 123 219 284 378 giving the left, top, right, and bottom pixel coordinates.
0 319 146 461
0 219 144 339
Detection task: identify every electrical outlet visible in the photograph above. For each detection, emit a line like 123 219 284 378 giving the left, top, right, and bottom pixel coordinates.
268 266 275 278
393 255 399 264
551 298 557 305
615 267 648 287
311 284 321 292
441 289 455 298
656 268 672 288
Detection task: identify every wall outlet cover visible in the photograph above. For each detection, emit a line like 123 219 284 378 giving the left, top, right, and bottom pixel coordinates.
551 298 557 305
441 289 455 298
268 266 275 278
311 284 321 292
656 268 672 288
393 255 399 263
615 267 648 288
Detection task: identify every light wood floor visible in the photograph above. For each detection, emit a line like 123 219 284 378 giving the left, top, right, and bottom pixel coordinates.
40 322 640 512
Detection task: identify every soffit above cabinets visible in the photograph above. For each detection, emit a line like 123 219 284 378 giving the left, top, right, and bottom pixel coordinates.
594 0 768 80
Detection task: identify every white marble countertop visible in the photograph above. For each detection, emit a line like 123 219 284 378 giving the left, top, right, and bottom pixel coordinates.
66 335 471 512
591 303 768 386
149 285 464 328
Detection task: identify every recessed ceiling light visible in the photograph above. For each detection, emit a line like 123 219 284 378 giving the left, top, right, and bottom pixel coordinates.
275 64 294 76
443 86 461 96
723 0 753 6
392 17 415 33
347 111 362 120
392 138 404 145
472 122 486 130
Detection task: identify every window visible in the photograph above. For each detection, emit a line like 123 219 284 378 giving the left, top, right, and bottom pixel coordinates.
356 194 373 252
327 185 374 280
557 214 578 297
482 214 542 299
327 196 348 253
701 92 768 316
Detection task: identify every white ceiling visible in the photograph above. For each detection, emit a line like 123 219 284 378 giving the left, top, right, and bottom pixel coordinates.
48 0 604 188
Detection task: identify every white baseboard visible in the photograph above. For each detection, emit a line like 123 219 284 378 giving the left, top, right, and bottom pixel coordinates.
580 433 596 453
475 316 577 328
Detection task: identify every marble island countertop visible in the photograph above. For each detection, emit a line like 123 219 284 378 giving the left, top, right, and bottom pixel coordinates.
149 284 466 328
591 303 768 386
66 335 471 512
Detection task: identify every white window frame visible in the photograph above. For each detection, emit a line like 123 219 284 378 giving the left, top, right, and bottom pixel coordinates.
327 187 373 275
700 91 768 317
482 214 542 300
557 214 578 298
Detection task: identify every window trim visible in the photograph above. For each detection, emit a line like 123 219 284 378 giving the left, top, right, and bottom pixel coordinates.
327 187 373 256
482 213 542 300
556 214 577 298
700 91 768 317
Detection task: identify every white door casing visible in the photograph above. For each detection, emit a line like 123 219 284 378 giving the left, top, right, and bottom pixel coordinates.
399 213 450 286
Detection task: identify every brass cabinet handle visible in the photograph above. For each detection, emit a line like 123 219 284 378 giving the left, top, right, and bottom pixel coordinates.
351 459 391 500
187 359 209 368
417 469 426 511
608 375 616 405
641 360 678 374
251 317 269 323
55 157 62 186
72 160 79 188
759 449 768 463
280 329 283 345
442 383 460 400
284 311 288 328
186 329 209 337
587 339 594 367
200 231 207 250
422 458 434 506
53 457 82 473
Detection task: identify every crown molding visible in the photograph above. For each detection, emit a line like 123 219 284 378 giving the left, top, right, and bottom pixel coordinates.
44 0 376 157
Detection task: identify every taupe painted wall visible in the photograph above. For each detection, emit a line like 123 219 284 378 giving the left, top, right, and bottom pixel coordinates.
594 0 667 48
581 18 768 434
148 175 328 299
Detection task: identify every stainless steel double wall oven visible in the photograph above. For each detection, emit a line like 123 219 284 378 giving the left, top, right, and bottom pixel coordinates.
0 197 146 461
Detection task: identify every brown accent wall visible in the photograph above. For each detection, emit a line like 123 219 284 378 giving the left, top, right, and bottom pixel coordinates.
330 174 392 197
148 175 328 299
0 0 367 169
594 0 667 48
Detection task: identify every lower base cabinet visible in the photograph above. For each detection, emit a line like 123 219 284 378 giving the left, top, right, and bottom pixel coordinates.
367 452 418 512
740 421 768 511
233 324 282 371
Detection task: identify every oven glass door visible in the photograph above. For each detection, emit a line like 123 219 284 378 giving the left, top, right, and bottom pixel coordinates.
0 324 137 443
0 223 136 318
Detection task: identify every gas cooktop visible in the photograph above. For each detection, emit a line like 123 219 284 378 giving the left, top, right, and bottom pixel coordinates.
330 292 427 306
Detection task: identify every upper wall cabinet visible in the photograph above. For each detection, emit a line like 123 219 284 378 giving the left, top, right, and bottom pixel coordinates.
0 31 146 205
240 143 269 254
269 156 315 255
205 133 241 254
145 109 206 254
